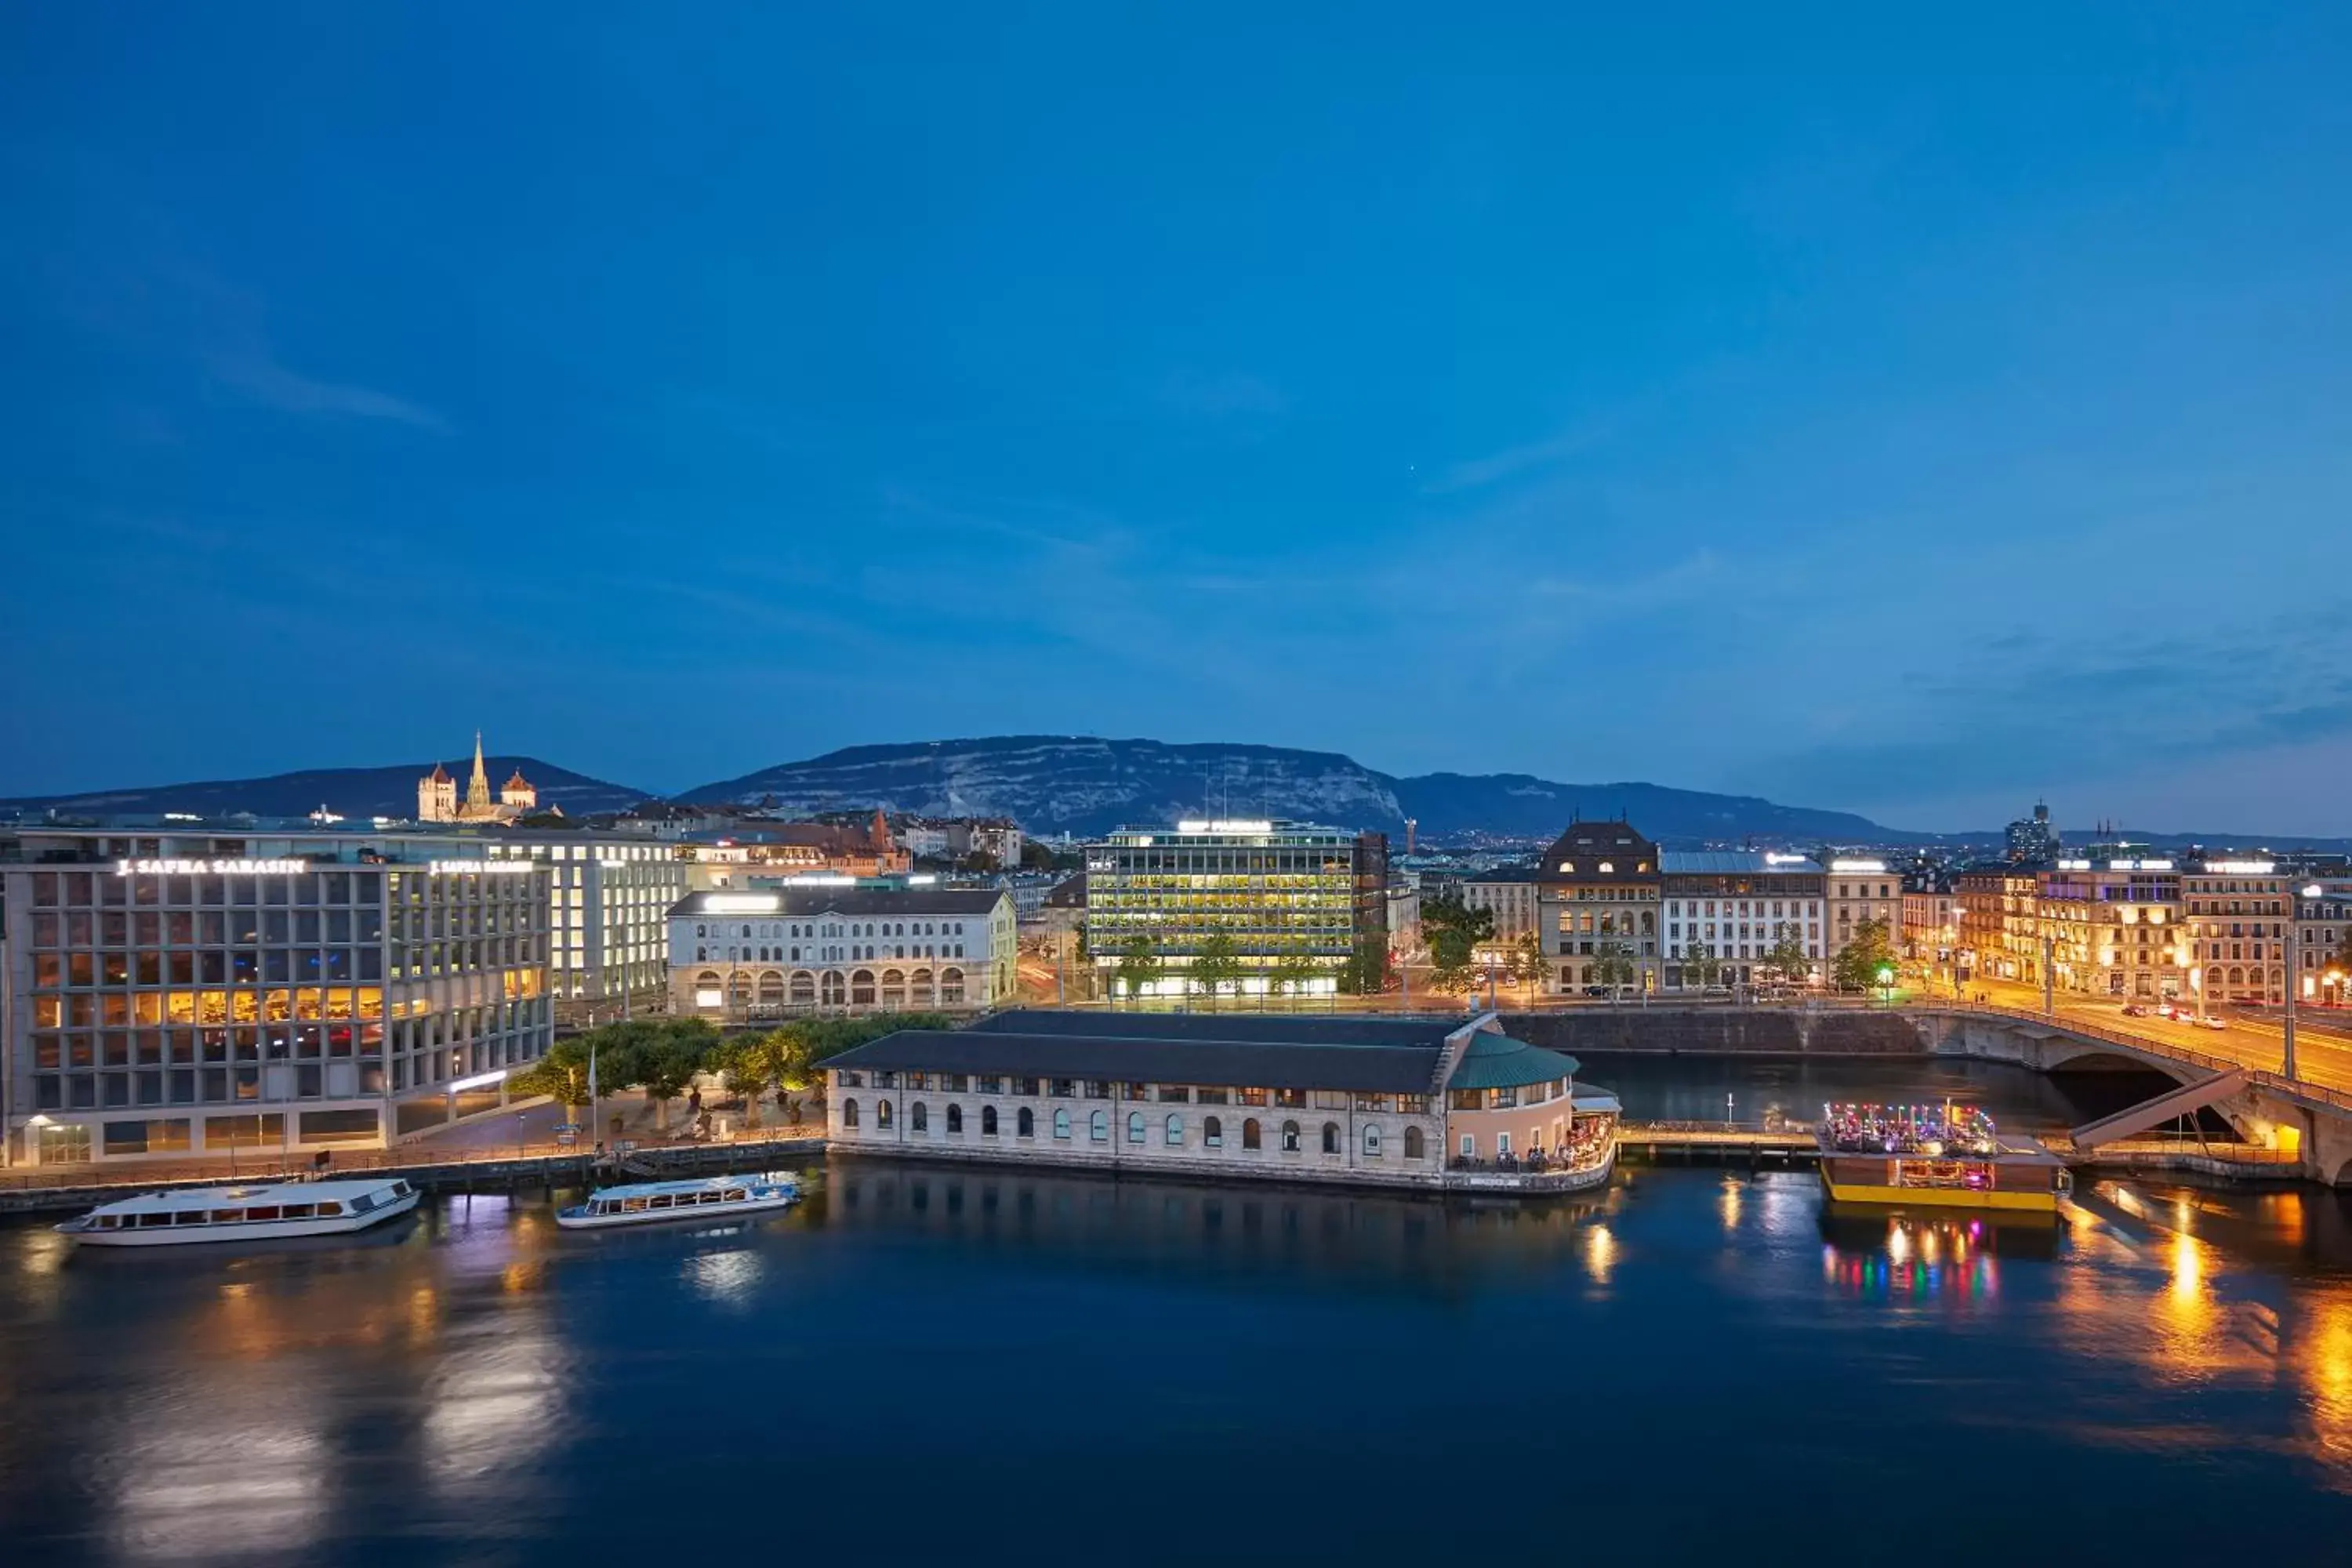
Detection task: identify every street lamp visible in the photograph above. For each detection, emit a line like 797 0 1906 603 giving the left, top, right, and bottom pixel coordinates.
2285 884 2324 1082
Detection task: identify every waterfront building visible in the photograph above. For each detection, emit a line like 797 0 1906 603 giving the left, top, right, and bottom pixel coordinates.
1956 866 2041 984
480 833 684 1023
1083 820 1389 1000
823 1011 1620 1189
1536 821 1661 996
1 827 554 1167
416 733 538 825
1659 851 1825 990
666 884 1015 1019
1825 858 1904 969
2298 884 2352 1005
2038 855 2187 1000
2183 859 2292 1006
1900 877 1958 967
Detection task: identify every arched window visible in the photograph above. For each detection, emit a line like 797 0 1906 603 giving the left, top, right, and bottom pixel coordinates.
1321 1122 1340 1155
1165 1114 1184 1147
1243 1118 1261 1151
729 971 753 1003
821 971 846 1006
911 1102 928 1133
1017 1107 1035 1138
1281 1120 1301 1152
851 968 877 1006
982 1105 998 1136
790 971 816 1004
757 971 785 1004
1204 1116 1224 1149
941 967 966 1004
877 1100 894 1129
910 968 935 1004
841 1098 859 1129
880 967 906 1007
1088 1109 1107 1142
946 1104 963 1134
1363 1124 1382 1158
695 968 720 990
1127 1111 1145 1144
1053 1109 1071 1140
1403 1126 1425 1160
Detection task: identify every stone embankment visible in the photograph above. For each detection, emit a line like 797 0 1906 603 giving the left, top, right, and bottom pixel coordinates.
1501 1006 1928 1057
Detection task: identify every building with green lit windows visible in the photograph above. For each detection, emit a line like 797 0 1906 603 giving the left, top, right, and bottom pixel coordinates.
1083 820 1388 1000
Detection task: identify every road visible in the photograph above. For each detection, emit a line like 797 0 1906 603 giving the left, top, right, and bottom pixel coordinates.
1951 972 2352 1098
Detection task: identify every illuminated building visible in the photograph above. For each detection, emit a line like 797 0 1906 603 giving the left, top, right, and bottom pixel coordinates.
2038 856 2187 1000
2183 859 2292 1005
2004 800 2059 865
1826 858 1903 967
823 1011 1620 1191
2299 884 2352 1004
1536 820 1660 996
682 811 909 887
1955 866 2039 983
416 733 537 824
1460 867 1540 965
1 828 554 1167
481 835 684 1023
1083 821 1389 999
1660 851 1824 989
666 884 1016 1019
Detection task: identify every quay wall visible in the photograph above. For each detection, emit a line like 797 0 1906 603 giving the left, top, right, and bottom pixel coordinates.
1501 1007 1929 1057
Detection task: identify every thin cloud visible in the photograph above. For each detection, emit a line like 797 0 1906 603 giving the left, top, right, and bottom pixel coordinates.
210 353 447 431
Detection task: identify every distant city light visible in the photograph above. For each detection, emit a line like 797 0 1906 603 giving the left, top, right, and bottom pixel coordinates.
704 893 782 912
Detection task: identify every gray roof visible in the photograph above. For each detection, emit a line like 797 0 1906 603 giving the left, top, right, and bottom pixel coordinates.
1445 1033 1582 1091
668 887 1005 918
971 1011 1461 1047
1661 851 1824 875
829 1014 1450 1094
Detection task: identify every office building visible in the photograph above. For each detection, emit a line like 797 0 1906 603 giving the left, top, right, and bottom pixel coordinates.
1083 820 1389 1000
2 827 553 1167
481 833 685 1023
2005 800 2058 865
1659 851 1825 990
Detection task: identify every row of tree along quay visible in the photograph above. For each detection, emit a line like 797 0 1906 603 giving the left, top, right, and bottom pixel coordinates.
507 1013 955 1134
1109 931 1392 1005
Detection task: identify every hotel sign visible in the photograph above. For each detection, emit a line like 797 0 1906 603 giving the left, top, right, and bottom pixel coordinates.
430 860 539 876
115 858 307 876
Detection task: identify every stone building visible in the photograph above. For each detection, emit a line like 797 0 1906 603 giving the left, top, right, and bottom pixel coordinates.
1536 820 1661 996
667 884 1014 1019
1659 851 1825 991
823 1011 1619 1190
417 733 536 824
2184 859 2292 1006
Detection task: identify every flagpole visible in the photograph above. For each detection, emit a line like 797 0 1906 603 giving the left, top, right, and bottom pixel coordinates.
588 1045 601 1157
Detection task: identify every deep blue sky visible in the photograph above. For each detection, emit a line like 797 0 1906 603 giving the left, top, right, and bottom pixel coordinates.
4 4 2348 833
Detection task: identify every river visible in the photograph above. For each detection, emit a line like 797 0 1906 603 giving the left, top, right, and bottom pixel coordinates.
5 1057 2352 1563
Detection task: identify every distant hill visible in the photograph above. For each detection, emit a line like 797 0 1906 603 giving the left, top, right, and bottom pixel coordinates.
678 735 1944 845
1 757 654 823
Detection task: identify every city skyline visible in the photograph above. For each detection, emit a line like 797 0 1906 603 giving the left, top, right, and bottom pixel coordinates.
5 5 2350 833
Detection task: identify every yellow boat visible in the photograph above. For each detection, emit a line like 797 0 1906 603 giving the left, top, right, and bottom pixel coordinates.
1815 1103 2071 1214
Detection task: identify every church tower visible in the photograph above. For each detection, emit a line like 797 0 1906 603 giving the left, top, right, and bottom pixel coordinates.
463 731 493 818
418 760 456 822
502 768 537 811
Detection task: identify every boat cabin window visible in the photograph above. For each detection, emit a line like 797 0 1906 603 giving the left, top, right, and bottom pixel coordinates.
390 1181 412 1197
172 1211 205 1225
246 1206 281 1221
314 1202 344 1217
281 1204 316 1219
97 1214 125 1229
349 1193 377 1213
211 1209 245 1224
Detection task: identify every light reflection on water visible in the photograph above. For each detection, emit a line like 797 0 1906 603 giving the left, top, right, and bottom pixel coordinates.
8 1152 2352 1559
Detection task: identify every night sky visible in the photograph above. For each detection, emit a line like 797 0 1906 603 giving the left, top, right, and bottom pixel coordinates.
4 4 2347 832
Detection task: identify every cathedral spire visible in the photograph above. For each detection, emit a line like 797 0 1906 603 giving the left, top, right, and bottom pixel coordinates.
464 730 492 814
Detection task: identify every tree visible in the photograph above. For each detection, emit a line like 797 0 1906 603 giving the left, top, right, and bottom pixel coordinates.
508 1037 594 1109
1685 942 1724 992
1762 931 1814 993
1269 949 1323 1009
1115 935 1163 1003
1338 937 1392 996
1422 895 1494 997
710 1029 792 1127
1510 929 1549 1002
1192 930 1244 1007
1592 938 1639 1004
1833 916 1898 993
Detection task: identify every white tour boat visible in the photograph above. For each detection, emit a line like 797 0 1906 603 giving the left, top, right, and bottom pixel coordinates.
54 1178 422 1247
557 1171 800 1230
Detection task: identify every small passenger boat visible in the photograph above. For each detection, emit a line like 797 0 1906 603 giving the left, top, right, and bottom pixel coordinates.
556 1171 800 1230
54 1178 422 1247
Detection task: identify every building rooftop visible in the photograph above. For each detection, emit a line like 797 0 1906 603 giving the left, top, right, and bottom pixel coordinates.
829 1014 1448 1094
1537 821 1660 883
1660 851 1824 876
668 887 1006 919
1443 1032 1583 1092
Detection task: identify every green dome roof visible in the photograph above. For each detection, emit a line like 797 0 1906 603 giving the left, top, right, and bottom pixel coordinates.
1445 1033 1581 1092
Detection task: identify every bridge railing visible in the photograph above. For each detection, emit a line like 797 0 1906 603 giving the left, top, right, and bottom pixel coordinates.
1918 1001 2352 1115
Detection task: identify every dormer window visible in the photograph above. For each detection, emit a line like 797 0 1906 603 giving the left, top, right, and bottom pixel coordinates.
1599 862 1615 873
1559 862 1574 873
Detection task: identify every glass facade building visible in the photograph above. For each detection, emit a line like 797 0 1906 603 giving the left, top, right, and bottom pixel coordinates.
2 829 553 1167
1083 820 1388 998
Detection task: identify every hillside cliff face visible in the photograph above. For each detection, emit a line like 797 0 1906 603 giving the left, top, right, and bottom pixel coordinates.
680 735 1913 844
684 736 1406 837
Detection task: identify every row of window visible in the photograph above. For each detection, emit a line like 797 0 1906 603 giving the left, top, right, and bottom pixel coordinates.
834 1071 1429 1114
841 1099 1427 1158
695 943 965 963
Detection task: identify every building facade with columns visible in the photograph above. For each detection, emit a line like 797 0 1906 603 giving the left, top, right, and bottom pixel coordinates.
2184 860 2292 1006
667 884 1015 1020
